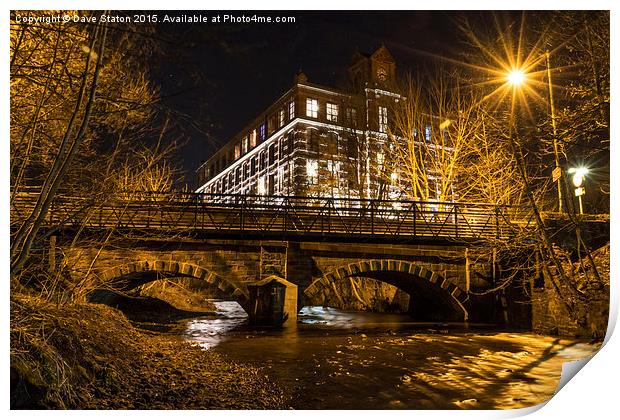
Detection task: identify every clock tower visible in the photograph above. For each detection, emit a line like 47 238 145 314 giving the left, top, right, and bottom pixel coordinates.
348 44 397 90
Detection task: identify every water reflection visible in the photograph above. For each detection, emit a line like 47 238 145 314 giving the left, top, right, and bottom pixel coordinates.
181 301 599 409
183 300 248 349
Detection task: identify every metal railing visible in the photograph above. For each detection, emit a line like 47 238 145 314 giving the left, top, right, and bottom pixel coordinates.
10 190 534 243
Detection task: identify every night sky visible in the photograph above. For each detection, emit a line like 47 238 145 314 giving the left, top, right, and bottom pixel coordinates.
146 10 505 186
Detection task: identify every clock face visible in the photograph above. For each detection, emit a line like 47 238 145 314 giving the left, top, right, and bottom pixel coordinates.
377 66 388 81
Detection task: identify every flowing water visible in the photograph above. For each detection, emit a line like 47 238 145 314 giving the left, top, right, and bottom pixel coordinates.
180 300 598 409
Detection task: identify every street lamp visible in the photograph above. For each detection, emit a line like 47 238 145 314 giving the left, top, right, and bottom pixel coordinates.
568 167 588 214
507 69 525 86
504 51 563 213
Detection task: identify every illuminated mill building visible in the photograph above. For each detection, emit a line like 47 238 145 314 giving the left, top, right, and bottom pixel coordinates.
195 46 445 203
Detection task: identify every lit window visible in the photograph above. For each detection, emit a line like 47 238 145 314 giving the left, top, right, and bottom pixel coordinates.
425 125 431 141
306 159 318 183
250 130 257 148
306 98 318 118
234 143 241 159
258 177 266 195
377 151 384 166
378 106 388 133
288 100 295 120
391 171 399 185
259 124 266 141
243 136 249 154
278 166 286 192
326 103 338 122
279 108 285 127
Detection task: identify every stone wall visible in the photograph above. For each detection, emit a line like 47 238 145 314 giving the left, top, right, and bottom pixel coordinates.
531 243 610 338
59 237 497 321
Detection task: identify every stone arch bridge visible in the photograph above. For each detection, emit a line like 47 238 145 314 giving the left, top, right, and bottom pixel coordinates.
60 237 499 325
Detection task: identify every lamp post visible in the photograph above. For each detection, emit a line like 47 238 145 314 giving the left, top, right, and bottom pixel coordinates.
506 52 564 213
545 51 563 213
568 167 588 214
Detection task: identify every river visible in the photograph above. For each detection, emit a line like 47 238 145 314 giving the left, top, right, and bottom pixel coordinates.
180 300 598 409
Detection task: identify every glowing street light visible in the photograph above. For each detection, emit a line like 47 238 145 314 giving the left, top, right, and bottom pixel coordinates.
507 69 525 86
568 167 588 214
504 52 563 213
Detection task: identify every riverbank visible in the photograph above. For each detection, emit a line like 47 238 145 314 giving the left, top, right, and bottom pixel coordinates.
10 293 288 409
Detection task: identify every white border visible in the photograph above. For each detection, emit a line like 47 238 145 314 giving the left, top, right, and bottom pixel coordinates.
4 2 617 419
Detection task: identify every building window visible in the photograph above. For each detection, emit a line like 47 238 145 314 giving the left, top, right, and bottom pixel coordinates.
377 151 385 167
391 171 399 186
279 108 285 127
288 135 295 155
259 123 266 141
268 173 275 195
250 131 257 148
269 144 276 166
243 136 249 154
258 176 266 195
347 136 358 159
326 132 338 155
251 156 257 176
235 166 241 184
379 106 388 133
346 107 357 127
425 124 432 141
278 166 286 194
260 151 266 171
306 98 318 118
308 129 320 153
306 159 318 183
288 100 295 120
234 143 241 159
326 103 338 122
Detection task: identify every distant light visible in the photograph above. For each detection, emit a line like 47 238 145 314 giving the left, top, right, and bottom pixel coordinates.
507 69 525 86
568 167 589 187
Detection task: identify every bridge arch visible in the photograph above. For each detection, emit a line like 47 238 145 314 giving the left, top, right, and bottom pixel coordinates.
93 259 249 307
304 259 469 321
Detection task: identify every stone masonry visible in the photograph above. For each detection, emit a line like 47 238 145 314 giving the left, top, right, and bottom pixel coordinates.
59 237 498 323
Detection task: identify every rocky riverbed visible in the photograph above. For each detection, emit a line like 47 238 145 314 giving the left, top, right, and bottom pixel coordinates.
10 294 287 409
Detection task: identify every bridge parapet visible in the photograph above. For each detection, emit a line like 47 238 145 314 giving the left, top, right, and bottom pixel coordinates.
11 190 533 244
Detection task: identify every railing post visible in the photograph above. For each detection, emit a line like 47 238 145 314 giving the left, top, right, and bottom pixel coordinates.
454 203 459 238
284 196 288 232
413 202 417 237
327 198 332 233
370 200 375 235
240 195 245 235
495 206 500 239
